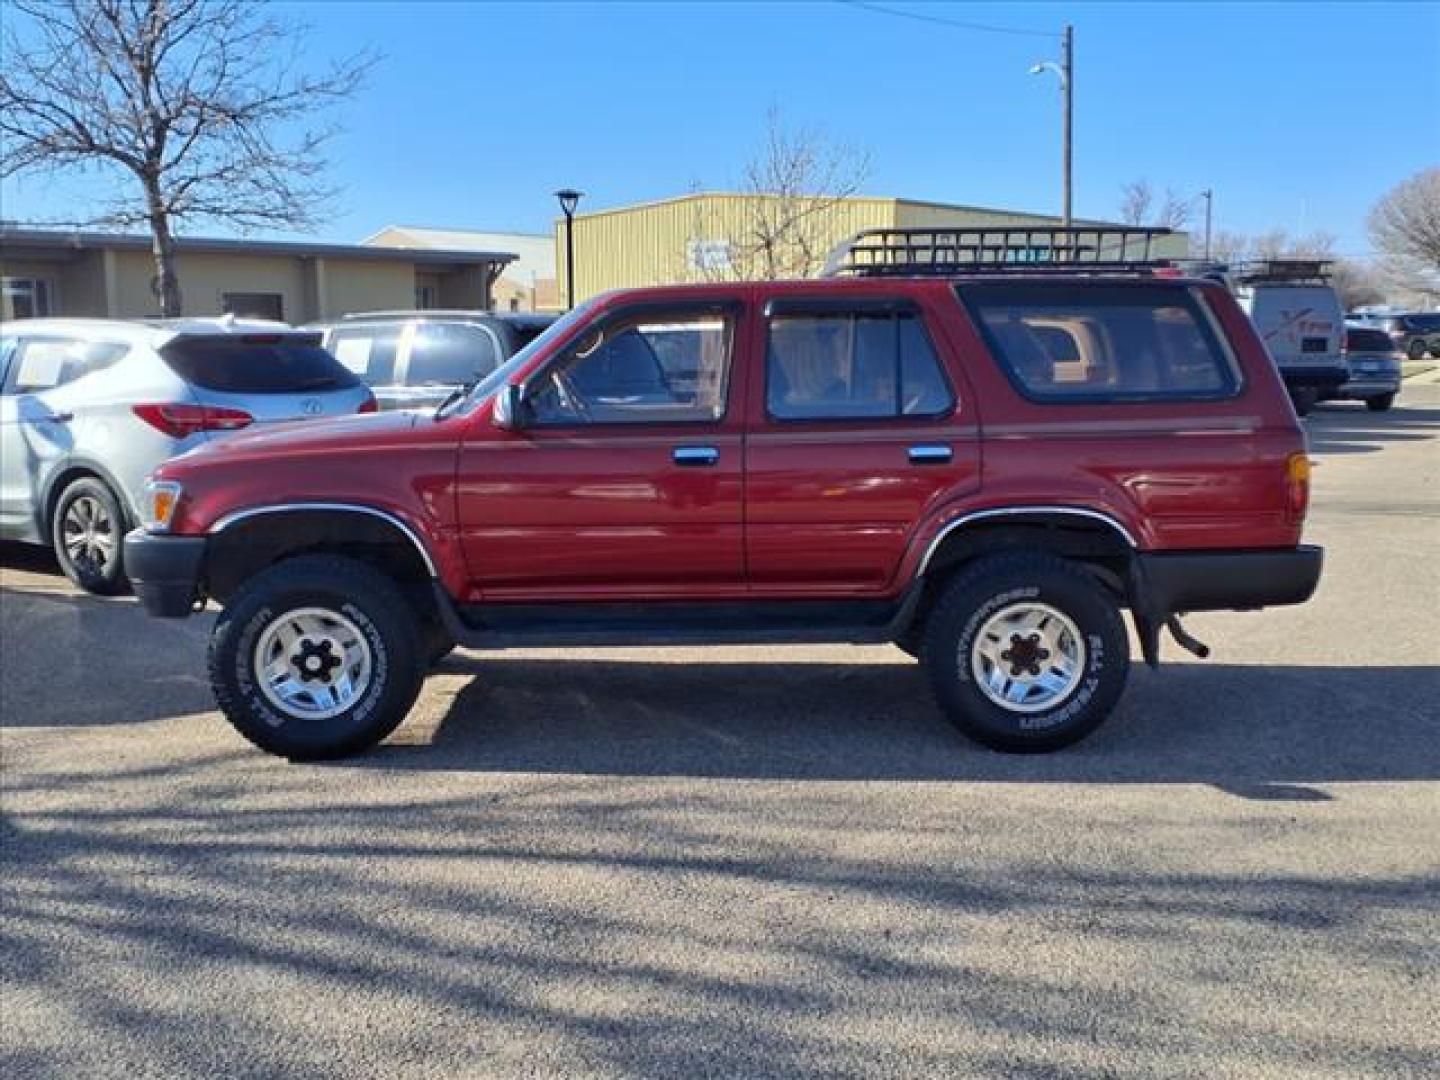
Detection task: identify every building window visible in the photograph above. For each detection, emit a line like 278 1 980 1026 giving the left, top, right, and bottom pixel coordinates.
221 292 284 321
415 284 436 310
2 278 54 320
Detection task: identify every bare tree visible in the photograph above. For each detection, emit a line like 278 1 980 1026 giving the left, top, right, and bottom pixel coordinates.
689 110 871 281
1154 188 1192 230
0 0 373 315
1368 167 1440 302
1329 260 1385 310
1118 180 1154 227
1118 179 1190 230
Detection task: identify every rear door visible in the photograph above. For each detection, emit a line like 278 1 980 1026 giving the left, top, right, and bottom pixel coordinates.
159 333 371 422
744 294 980 596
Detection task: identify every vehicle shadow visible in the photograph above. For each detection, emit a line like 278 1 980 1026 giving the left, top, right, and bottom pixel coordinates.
365 654 1440 793
1306 402 1440 455
1 551 214 727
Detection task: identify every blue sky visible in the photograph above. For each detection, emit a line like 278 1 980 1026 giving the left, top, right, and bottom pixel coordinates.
3 1 1437 254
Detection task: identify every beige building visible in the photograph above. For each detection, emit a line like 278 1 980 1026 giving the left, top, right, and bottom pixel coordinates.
0 228 516 323
365 227 559 312
554 192 1191 303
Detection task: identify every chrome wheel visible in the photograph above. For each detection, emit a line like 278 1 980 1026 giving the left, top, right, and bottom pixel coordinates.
61 494 116 576
253 607 373 721
969 601 1086 714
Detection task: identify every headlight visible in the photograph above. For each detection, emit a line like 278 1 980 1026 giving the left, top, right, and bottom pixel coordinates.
143 479 183 532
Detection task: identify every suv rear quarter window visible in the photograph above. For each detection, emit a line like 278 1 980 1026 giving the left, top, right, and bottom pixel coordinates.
960 283 1240 402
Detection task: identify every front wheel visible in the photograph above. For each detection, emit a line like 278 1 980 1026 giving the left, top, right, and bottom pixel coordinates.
1408 339 1428 361
922 553 1130 753
1366 393 1396 412
209 555 425 760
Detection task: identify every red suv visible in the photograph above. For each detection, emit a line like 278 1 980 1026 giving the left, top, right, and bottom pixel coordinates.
124 228 1322 760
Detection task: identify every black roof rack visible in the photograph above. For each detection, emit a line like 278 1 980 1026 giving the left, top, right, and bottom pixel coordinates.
1232 259 1332 285
822 225 1178 278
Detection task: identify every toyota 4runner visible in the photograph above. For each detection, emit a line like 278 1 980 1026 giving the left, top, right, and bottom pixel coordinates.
124 227 1323 760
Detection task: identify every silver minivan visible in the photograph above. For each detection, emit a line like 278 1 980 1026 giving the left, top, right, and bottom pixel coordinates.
0 318 374 593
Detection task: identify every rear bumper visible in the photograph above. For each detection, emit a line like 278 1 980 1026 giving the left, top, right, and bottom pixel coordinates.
123 530 206 617
1333 375 1401 398
1278 365 1348 392
1136 545 1323 613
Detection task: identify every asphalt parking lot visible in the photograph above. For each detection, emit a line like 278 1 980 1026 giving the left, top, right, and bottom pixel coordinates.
3 388 1438 1079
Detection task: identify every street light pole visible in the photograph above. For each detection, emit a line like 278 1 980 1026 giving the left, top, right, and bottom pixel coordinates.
555 188 583 309
1031 25 1074 229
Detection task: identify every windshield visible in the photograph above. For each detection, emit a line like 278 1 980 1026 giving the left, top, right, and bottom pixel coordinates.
448 300 598 415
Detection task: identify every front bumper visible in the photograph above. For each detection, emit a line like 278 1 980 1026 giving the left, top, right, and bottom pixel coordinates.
1136 545 1323 614
123 530 206 617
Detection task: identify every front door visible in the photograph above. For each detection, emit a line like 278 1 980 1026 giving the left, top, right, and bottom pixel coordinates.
744 296 981 596
456 299 748 602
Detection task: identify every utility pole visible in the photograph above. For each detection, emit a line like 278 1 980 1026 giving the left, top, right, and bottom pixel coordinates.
1031 26 1074 228
1201 188 1214 260
1061 24 1073 228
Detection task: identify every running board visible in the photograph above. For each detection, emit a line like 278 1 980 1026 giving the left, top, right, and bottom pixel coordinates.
432 584 923 651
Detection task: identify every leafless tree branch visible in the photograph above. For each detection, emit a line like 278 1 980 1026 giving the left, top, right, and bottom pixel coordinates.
0 0 375 314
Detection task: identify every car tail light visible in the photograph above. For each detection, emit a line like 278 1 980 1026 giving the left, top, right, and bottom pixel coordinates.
132 403 254 438
358 394 378 414
1286 452 1311 521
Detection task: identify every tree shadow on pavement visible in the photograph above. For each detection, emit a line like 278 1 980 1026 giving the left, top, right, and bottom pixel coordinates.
3 749 1436 1078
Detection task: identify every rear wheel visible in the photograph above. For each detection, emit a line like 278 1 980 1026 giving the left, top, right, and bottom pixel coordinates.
922 553 1130 753
1290 389 1316 417
1366 393 1395 412
1408 339 1428 361
209 555 424 760
51 477 127 595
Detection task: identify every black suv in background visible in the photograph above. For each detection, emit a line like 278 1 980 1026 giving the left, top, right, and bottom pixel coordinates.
312 311 556 410
1350 311 1440 361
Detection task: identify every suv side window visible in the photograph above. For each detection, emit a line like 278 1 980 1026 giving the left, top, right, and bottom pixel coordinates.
328 325 401 384
2 337 128 394
527 309 733 425
962 283 1240 401
766 309 954 421
407 322 499 386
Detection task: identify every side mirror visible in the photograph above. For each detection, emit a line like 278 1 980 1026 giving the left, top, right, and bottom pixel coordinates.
492 384 524 430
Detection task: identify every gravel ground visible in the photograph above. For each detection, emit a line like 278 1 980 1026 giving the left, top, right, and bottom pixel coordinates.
3 388 1438 1079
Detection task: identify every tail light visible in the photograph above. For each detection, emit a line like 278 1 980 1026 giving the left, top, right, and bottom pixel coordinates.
1286 452 1311 521
358 394 378 414
132 402 254 438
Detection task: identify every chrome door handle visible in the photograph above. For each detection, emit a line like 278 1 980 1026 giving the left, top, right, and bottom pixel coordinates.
908 444 952 465
673 445 719 467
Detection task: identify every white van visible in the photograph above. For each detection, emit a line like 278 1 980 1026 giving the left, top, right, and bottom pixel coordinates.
1233 261 1348 415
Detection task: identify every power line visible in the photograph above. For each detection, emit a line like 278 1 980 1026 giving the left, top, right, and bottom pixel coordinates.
840 1 1059 40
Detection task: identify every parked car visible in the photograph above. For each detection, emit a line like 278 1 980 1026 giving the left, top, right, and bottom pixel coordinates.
312 311 557 410
1333 325 1403 410
125 226 1322 761
1232 261 1348 415
1353 312 1440 361
0 318 375 593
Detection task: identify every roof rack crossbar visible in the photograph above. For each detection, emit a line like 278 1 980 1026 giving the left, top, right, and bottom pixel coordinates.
822 225 1176 278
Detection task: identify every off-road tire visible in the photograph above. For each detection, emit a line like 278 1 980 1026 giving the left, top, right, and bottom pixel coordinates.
1365 393 1395 412
209 555 425 760
921 552 1130 753
51 476 128 595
